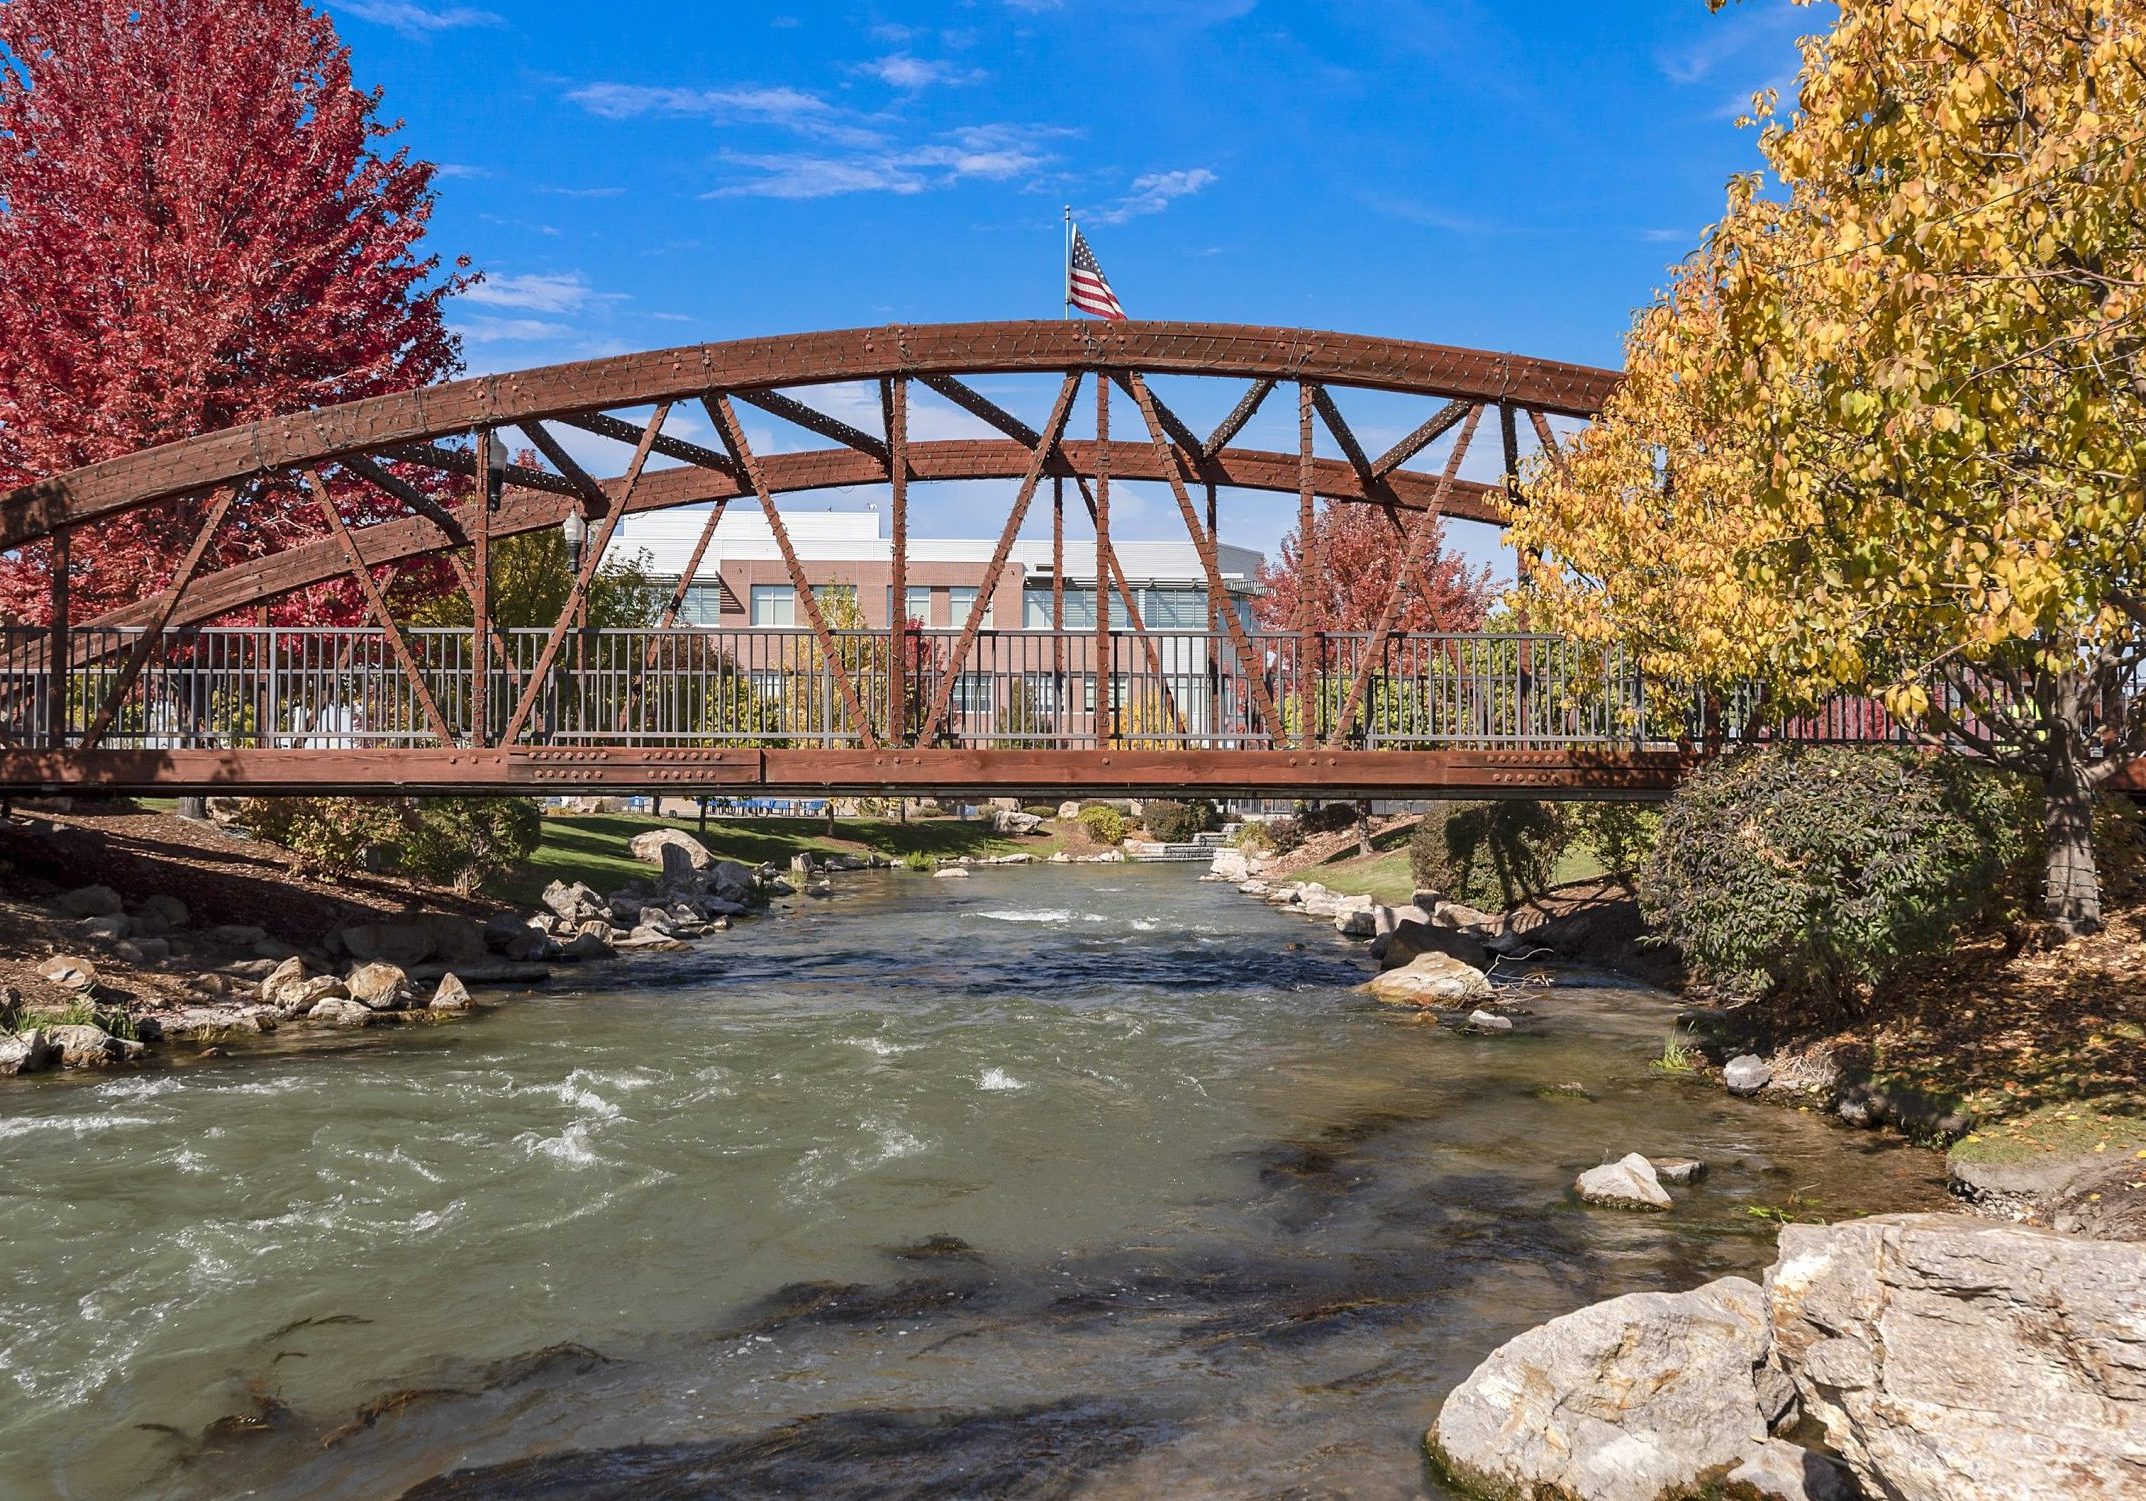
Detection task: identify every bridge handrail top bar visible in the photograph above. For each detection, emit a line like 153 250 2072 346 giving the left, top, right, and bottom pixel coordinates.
0 319 1619 549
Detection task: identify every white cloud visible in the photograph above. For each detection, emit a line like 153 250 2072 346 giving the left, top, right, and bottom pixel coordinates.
457 316 577 343
857 53 983 89
708 123 1064 200
1089 168 1217 224
337 1 503 37
463 272 608 315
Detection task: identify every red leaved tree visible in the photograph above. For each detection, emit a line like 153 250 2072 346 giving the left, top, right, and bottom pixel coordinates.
0 0 470 623
1254 500 1492 634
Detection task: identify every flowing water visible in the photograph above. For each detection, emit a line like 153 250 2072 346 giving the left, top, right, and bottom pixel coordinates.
0 865 1946 1500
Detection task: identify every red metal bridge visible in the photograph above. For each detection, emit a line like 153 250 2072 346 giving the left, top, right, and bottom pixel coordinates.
0 320 1771 800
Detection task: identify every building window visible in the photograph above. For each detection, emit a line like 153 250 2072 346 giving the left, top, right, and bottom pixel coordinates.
947 586 981 628
887 585 932 626
677 583 725 626
1024 585 1096 630
749 585 795 628
1140 588 1208 630
951 673 995 715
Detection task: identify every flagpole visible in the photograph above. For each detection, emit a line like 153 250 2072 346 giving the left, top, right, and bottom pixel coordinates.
1063 205 1073 319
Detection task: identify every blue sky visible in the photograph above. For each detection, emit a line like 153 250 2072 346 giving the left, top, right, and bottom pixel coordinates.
330 0 1824 577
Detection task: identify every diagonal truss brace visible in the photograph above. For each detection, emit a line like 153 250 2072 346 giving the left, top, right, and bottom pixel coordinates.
303 469 455 746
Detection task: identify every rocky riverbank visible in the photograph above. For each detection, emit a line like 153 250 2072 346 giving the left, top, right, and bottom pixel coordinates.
1429 1211 2145 1501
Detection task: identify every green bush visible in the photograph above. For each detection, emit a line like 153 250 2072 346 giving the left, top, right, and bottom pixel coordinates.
1142 799 1217 844
1231 821 1274 854
1021 804 1062 821
1077 805 1127 845
1638 747 2025 1009
1565 802 1663 877
239 796 543 895
1409 800 1569 910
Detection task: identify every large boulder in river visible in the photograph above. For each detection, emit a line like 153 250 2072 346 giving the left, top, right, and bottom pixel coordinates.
707 860 760 906
630 828 714 876
1768 1213 2146 1501
46 1023 142 1067
0 1028 57 1075
540 880 608 924
1576 1152 1673 1211
346 961 413 1011
1378 919 1489 970
1363 951 1493 1007
1429 1276 1790 1501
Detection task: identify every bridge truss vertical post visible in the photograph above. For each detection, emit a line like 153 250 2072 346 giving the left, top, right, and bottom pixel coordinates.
882 376 909 746
47 525 69 749
1051 473 1066 747
1094 373 1113 746
1297 382 1319 750
471 428 492 748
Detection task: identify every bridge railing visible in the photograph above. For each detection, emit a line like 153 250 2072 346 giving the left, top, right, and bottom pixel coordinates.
0 622 1948 756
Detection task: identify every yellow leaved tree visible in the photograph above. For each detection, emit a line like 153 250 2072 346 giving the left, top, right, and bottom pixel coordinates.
1515 0 2146 934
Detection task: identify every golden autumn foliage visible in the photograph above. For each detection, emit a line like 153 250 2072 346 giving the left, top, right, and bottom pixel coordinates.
1514 0 2146 931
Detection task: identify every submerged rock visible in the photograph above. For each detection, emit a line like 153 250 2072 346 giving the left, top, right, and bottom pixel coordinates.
1462 1009 1513 1035
933 868 971 880
1650 1156 1709 1187
1575 1152 1673 1210
1429 1276 1782 1501
1768 1213 2146 1501
1362 952 1492 1007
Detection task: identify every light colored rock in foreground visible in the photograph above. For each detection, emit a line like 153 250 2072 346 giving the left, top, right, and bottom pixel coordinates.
1724 1053 1773 1095
0 1028 57 1075
933 868 970 879
36 954 99 992
1725 1439 1860 1501
1362 951 1492 1007
1429 1276 1785 1501
1769 1213 2146 1501
306 996 373 1028
345 961 412 1010
429 974 473 1012
1575 1152 1673 1210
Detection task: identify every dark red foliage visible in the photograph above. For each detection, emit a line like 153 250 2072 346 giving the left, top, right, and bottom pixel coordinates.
1254 500 1493 634
0 0 470 623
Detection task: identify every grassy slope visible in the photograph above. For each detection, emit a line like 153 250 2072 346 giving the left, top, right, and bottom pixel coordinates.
490 812 1062 906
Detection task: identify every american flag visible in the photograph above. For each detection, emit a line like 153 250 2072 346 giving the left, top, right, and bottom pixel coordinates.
1067 225 1127 321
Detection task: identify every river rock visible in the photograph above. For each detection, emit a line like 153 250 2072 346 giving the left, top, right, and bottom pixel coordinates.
346 961 413 1011
0 1028 57 1075
1334 905 1379 938
164 1005 276 1038
630 828 715 874
1362 951 1493 1007
707 860 759 906
485 911 554 962
1725 1054 1773 1096
206 924 268 950
55 885 124 919
1378 920 1489 970
259 956 313 1008
560 923 615 961
1431 899 1496 931
1057 800 1082 820
1462 1009 1513 1034
79 913 131 942
993 809 1044 836
1724 1440 1861 1501
306 996 373 1027
117 937 170 966
46 1023 138 1067
1651 1156 1709 1186
1575 1152 1673 1210
1768 1212 2146 1501
136 894 189 929
541 880 608 924
36 955 99 992
1429 1276 1783 1501
335 922 431 967
933 867 970 879
429 974 473 1013
1208 849 1253 883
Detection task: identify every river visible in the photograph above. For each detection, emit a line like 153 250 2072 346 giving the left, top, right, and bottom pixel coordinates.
0 864 1946 1499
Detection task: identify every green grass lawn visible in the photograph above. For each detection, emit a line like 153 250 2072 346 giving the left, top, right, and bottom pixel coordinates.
1299 820 1607 906
489 811 1062 907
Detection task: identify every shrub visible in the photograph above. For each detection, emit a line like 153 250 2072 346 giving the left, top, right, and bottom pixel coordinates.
1231 821 1274 854
1564 802 1663 877
1077 804 1126 845
1021 804 1062 821
1264 816 1305 855
1409 800 1569 910
1142 799 1217 844
239 796 543 894
1638 747 2025 1009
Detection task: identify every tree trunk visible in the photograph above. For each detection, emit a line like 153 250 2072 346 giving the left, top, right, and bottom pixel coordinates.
2042 752 2103 935
1357 798 1374 858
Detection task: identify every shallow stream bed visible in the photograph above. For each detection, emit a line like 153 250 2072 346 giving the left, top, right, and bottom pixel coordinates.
0 864 1945 1499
